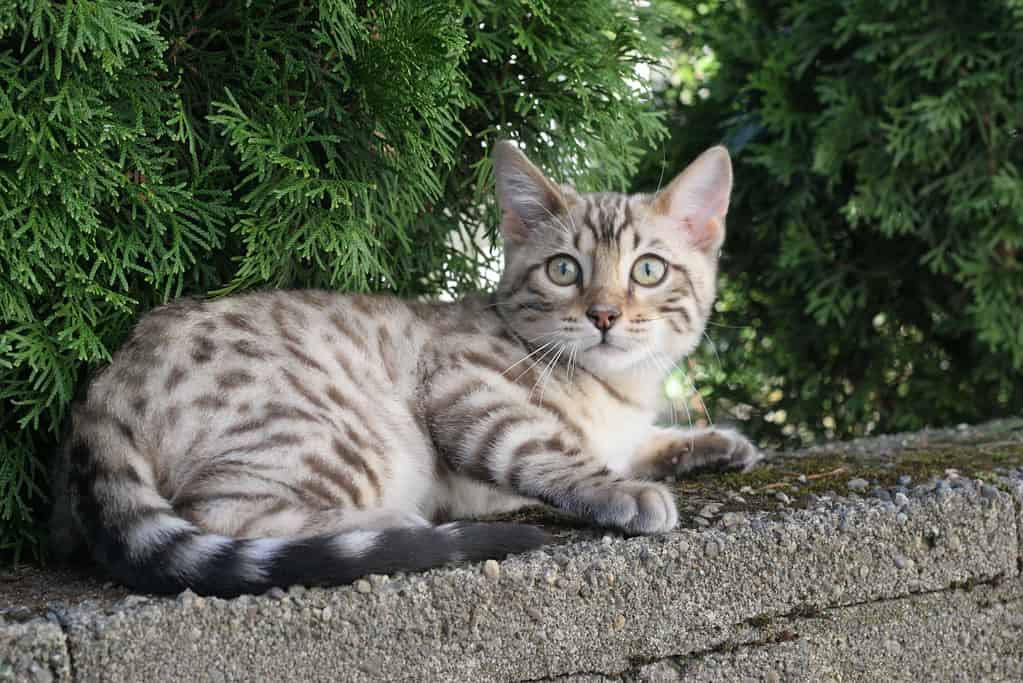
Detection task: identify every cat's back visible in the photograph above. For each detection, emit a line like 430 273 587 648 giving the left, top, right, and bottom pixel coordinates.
83 289 501 422
67 290 475 504
91 292 361 396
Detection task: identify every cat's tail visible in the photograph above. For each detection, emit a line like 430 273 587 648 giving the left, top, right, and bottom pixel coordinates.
63 439 547 597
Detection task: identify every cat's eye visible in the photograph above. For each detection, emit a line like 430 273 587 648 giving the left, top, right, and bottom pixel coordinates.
546 255 580 286
631 255 667 286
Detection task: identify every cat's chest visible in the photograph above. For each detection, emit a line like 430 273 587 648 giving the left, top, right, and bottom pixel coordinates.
575 388 656 475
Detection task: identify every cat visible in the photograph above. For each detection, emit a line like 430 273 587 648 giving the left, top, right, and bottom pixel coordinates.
49 141 762 597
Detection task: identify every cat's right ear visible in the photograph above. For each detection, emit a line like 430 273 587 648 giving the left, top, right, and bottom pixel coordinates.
493 141 567 243
652 146 732 254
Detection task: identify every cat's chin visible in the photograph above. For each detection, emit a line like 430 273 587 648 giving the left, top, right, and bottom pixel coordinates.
578 342 645 374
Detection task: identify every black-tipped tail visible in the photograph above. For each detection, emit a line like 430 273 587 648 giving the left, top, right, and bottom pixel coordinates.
258 521 548 595
67 438 547 597
89 518 547 597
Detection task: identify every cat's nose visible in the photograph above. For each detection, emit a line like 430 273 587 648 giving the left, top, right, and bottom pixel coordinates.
586 304 621 331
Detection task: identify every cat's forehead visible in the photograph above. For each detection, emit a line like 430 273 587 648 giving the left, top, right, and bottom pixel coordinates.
558 191 663 252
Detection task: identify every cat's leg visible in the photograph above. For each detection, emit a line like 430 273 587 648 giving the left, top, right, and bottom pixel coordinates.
427 392 677 535
629 427 763 481
488 431 678 535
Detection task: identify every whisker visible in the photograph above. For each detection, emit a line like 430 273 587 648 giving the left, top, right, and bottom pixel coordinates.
525 330 560 343
648 347 694 432
701 330 724 374
544 343 568 402
502 340 556 377
514 341 560 384
654 145 668 196
563 198 581 238
551 345 569 398
651 349 713 428
645 345 682 429
676 377 694 432
679 370 713 427
534 343 566 405
519 197 573 236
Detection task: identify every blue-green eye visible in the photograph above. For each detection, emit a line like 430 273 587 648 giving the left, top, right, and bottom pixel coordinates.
546 255 580 286
631 255 667 286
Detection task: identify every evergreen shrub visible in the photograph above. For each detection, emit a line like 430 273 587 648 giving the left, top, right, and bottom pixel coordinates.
637 0 1023 446
0 0 665 559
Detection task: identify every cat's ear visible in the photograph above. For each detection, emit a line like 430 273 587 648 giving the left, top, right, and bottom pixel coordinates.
652 146 732 253
493 141 568 243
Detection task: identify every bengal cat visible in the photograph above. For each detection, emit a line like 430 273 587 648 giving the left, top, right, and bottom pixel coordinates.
50 141 762 596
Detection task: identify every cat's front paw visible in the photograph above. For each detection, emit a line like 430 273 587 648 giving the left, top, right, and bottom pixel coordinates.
729 432 765 472
666 428 764 476
590 481 678 535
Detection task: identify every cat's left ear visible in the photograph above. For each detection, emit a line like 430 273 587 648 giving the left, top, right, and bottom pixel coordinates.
652 146 732 254
493 141 568 244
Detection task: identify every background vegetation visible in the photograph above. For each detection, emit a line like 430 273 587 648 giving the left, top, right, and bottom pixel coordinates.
637 0 1023 446
2 0 1021 560
0 0 664 559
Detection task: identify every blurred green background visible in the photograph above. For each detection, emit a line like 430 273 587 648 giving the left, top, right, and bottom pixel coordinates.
2 0 1021 559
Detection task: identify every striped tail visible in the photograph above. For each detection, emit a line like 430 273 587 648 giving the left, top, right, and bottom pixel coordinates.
65 442 547 597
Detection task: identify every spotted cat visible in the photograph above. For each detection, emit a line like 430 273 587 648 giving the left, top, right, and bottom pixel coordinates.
50 142 762 596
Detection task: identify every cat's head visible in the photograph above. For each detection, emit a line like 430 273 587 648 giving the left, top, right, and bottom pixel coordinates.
493 141 731 376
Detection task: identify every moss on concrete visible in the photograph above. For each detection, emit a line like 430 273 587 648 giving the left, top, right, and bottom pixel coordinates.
489 425 1023 532
680 442 1023 513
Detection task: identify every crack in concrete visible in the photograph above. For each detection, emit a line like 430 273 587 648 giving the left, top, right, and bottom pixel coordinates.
527 493 1023 683
543 574 1023 682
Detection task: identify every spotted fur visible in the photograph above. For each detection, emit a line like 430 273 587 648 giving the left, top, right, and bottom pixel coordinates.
50 142 762 597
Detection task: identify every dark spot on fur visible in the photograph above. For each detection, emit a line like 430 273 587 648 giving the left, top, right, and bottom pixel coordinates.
232 339 267 359
114 419 137 449
165 366 187 392
223 312 257 333
191 335 216 364
194 395 228 411
224 419 263 436
217 369 255 390
165 404 181 429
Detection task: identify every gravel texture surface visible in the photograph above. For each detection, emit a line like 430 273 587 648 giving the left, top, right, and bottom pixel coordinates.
0 619 69 683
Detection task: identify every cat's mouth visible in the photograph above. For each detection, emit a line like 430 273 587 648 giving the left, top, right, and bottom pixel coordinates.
585 338 628 354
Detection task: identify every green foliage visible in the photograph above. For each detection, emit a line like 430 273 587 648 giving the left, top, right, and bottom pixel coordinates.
637 0 1023 447
0 0 665 560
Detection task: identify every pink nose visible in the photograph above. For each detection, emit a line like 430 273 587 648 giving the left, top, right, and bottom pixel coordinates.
586 304 621 331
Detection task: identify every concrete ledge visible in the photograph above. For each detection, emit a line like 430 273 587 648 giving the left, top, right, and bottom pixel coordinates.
0 619 69 683
52 481 1023 681
3 420 1022 681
